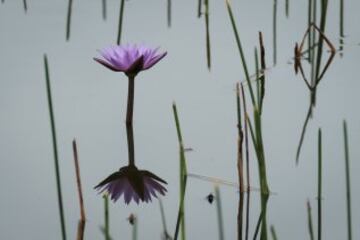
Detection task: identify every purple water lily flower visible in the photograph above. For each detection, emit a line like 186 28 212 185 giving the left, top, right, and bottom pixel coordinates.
94 44 167 77
95 165 167 204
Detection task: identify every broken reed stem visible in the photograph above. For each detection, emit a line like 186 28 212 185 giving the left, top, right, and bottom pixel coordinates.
236 83 244 193
343 120 352 240
236 83 245 240
66 0 73 41
117 0 125 45
240 84 250 191
44 55 67 240
73 140 86 240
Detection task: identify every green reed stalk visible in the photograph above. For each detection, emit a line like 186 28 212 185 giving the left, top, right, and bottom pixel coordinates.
313 0 328 90
225 0 255 106
307 200 314 240
117 0 125 45
167 0 171 27
247 112 269 239
173 103 187 240
317 129 322 240
66 0 73 41
285 0 289 17
204 0 211 69
215 185 225 240
308 0 312 62
272 0 277 65
340 0 344 37
343 121 352 240
103 195 110 240
310 0 317 85
270 225 277 240
197 0 202 18
44 55 67 240
102 0 107 20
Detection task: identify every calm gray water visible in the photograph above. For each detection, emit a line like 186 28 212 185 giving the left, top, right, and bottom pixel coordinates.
1 0 360 239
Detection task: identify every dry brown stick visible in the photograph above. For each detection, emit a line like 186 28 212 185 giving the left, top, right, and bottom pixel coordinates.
73 139 86 240
236 83 245 240
236 83 245 193
240 84 250 191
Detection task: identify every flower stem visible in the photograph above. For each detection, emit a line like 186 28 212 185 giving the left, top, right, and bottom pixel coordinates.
126 124 135 166
126 76 135 125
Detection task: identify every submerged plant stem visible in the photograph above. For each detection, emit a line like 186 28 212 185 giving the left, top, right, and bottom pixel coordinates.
215 186 225 240
66 0 73 41
204 0 211 69
44 55 67 240
73 140 86 240
307 200 315 240
317 129 322 240
343 121 352 240
126 76 135 125
102 0 107 20
167 0 171 27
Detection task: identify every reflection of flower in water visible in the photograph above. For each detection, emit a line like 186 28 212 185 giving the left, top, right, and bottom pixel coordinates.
95 165 167 204
94 44 167 77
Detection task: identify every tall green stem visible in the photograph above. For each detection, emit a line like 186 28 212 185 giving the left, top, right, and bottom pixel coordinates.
317 129 322 240
343 121 352 240
44 55 67 240
117 0 125 44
